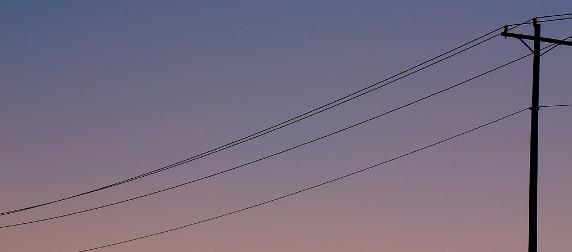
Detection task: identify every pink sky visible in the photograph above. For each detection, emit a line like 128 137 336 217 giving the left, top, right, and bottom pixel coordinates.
1 1 571 251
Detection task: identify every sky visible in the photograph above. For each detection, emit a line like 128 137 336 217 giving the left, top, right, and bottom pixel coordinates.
1 1 571 251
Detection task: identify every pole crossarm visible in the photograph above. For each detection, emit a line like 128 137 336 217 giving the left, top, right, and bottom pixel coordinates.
501 31 572 46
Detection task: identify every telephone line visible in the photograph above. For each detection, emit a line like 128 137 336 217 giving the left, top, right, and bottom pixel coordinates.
539 104 572 108
535 13 572 19
77 108 529 252
537 16 572 23
0 23 515 216
0 51 534 229
506 13 572 26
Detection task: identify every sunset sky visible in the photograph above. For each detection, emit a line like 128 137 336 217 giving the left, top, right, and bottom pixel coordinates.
1 1 571 251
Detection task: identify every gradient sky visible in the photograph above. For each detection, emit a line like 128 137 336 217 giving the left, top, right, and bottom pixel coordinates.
1 1 571 251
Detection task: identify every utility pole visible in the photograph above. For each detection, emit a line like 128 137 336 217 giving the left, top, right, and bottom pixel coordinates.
501 18 572 252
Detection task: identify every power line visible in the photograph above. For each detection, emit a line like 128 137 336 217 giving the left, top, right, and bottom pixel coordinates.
0 23 513 216
0 51 534 229
69 16 570 251
506 13 572 26
539 104 572 108
537 16 572 23
76 108 529 252
535 13 572 19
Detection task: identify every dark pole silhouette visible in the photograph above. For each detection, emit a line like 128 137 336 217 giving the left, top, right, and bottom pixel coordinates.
529 19 541 252
501 18 572 252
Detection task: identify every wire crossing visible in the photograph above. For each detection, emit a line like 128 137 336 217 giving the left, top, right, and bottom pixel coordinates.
0 49 535 229
0 22 525 217
76 108 530 252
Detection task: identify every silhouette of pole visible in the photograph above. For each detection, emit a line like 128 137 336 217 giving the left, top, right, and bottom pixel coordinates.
502 18 572 252
529 19 540 252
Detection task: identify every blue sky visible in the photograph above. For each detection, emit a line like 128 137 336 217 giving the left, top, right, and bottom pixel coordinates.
1 1 571 251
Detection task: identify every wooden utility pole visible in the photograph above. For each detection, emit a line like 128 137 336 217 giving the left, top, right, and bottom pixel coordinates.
501 18 572 252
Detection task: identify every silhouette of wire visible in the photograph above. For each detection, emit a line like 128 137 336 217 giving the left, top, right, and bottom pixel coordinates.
537 16 572 23
0 25 512 217
76 108 529 252
536 13 572 19
506 13 572 26
509 14 572 25
0 52 533 229
540 104 572 108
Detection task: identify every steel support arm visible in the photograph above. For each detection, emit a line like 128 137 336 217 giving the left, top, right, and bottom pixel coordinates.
501 31 572 46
